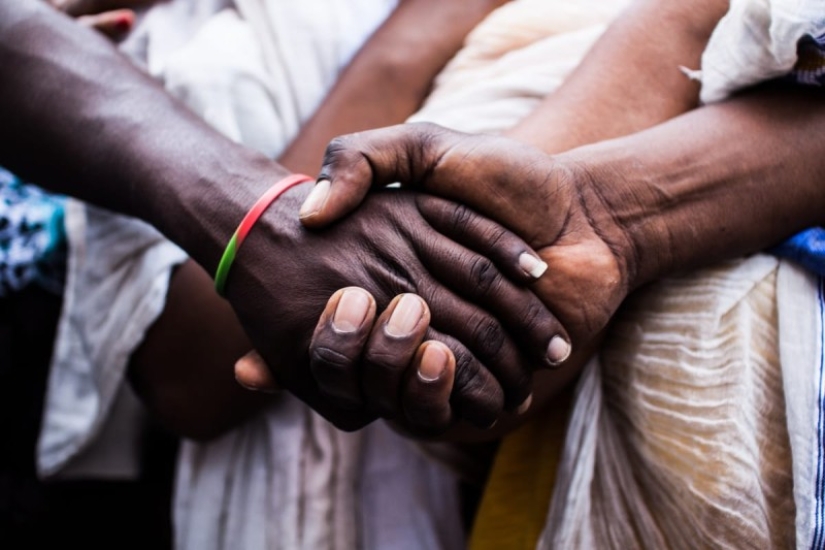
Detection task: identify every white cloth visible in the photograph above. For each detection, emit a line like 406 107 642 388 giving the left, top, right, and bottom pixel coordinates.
38 203 187 477
700 2 825 546
700 0 825 104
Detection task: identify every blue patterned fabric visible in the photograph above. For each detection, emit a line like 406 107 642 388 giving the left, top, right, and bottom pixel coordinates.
0 167 66 296
772 229 825 276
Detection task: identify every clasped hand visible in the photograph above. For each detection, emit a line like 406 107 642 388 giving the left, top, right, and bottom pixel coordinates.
237 123 639 435
224 182 570 434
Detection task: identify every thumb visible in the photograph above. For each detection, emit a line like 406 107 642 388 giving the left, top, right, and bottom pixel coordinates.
298 122 458 229
235 351 280 393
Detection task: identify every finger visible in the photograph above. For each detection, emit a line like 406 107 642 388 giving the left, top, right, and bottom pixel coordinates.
235 351 280 393
53 0 153 17
300 122 455 228
400 341 456 434
356 288 512 428
413 220 572 369
429 328 505 428
420 283 531 414
416 193 547 285
78 9 134 41
359 294 432 417
309 287 377 410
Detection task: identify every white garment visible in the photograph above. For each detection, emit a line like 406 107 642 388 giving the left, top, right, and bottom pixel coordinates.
700 0 825 104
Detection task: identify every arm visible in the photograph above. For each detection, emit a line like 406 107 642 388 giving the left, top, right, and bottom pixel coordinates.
129 0 511 439
506 0 729 153
571 84 825 288
0 0 274 267
302 82 825 439
1 0 559 433
281 0 731 436
280 0 510 174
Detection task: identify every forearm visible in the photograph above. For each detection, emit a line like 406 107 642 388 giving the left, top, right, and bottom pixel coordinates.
126 1 509 436
0 0 286 271
128 261 270 441
280 0 507 174
572 84 825 288
507 0 728 154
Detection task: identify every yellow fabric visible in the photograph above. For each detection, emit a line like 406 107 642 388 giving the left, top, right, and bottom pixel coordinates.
469 392 571 550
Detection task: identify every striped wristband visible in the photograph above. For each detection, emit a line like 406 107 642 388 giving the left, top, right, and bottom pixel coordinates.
214 173 314 295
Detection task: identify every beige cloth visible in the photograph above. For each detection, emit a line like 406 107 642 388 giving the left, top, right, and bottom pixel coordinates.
410 0 814 548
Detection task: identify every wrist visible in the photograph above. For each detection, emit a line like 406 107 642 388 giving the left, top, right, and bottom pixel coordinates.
138 146 292 274
555 145 660 291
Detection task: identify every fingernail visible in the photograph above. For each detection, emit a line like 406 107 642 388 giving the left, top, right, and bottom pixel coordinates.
332 288 371 333
546 335 571 365
299 179 331 219
519 253 548 279
115 18 131 33
516 393 533 415
418 344 449 382
386 294 424 337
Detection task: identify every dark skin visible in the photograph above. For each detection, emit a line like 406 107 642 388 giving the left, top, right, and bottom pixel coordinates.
240 0 732 438
0 0 561 433
128 0 519 439
239 0 825 439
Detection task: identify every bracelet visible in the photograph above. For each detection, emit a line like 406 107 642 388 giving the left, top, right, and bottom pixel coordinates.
214 173 314 295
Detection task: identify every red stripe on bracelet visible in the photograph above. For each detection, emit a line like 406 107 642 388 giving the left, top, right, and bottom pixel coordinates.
214 173 314 295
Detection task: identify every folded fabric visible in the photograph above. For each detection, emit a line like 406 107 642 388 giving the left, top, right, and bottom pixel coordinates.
410 0 820 548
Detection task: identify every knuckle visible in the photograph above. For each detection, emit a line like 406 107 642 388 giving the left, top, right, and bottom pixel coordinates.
521 300 552 342
469 315 505 360
320 136 358 173
310 346 355 378
452 351 486 397
484 225 508 251
363 347 407 374
469 255 501 297
452 350 504 425
449 204 474 236
324 135 351 158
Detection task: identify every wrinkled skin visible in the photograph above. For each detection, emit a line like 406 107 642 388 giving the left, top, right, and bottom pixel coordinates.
301 123 635 349
226 182 569 430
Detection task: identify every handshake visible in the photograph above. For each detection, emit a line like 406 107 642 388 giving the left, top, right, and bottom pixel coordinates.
224 123 637 436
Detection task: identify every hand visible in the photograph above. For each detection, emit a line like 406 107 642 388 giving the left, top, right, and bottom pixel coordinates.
235 290 461 434
298 123 637 348
226 182 570 431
